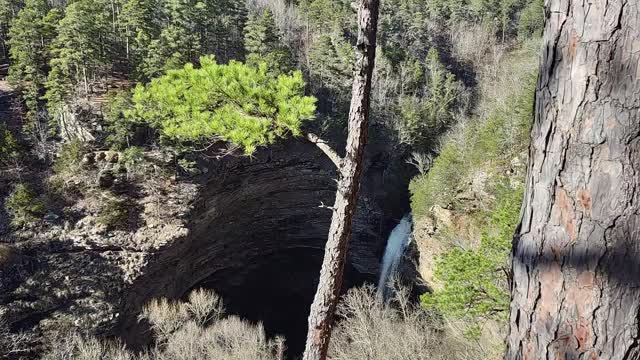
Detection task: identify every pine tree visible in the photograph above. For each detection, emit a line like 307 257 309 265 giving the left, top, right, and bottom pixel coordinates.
308 34 352 89
206 0 247 62
244 9 279 57
128 56 316 154
303 0 380 357
7 0 58 129
47 0 111 95
44 0 112 127
244 8 294 75
142 0 204 78
118 0 158 79
0 0 23 61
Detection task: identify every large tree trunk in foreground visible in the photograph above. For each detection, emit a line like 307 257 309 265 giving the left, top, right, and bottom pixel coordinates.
507 0 640 359
302 0 379 359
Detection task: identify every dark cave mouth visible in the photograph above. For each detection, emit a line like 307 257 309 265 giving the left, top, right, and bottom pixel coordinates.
189 247 372 359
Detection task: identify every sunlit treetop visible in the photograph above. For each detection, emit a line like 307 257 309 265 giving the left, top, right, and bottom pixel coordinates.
128 56 317 154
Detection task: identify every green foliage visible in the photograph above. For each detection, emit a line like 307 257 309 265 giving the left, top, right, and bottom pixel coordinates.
143 23 201 79
378 0 430 67
517 0 544 38
412 44 539 334
7 0 58 129
122 146 145 166
425 0 535 41
128 56 316 154
118 0 159 80
53 140 85 174
244 9 294 75
299 0 353 35
121 146 150 176
177 158 199 176
5 183 45 226
0 124 19 165
397 48 462 147
203 0 247 63
0 0 24 60
308 34 353 90
140 0 247 79
427 0 510 23
421 184 522 324
104 91 138 150
44 0 111 120
409 144 464 217
97 197 130 229
244 9 279 57
410 61 536 215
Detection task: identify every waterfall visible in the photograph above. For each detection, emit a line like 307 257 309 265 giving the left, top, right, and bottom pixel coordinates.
377 214 413 300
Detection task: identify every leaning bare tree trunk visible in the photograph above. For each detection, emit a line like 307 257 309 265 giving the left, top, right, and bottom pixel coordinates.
507 0 640 359
302 0 380 359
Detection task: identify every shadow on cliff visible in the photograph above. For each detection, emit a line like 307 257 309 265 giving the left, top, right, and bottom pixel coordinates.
114 135 417 359
0 236 128 357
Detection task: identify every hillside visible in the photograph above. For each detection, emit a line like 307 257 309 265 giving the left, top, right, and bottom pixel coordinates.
0 0 545 359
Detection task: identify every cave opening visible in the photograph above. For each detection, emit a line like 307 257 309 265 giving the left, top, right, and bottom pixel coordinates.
118 139 416 359
191 248 371 359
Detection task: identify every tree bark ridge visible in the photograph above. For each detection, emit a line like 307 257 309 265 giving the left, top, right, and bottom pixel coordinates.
507 0 640 359
302 0 380 359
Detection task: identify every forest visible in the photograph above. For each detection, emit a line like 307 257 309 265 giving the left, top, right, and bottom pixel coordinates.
0 0 638 359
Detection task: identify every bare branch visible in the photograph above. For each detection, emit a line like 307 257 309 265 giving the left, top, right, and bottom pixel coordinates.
305 132 343 169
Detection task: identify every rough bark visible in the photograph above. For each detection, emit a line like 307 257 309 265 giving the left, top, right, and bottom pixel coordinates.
507 0 640 359
302 0 380 359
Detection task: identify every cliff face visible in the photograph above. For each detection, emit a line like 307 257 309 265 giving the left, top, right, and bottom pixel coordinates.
0 135 414 356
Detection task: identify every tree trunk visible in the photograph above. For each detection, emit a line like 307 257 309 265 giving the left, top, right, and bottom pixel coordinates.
507 1 640 359
302 0 380 359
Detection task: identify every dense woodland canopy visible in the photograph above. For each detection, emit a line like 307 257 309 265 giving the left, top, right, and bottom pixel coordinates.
1 0 543 151
0 0 548 358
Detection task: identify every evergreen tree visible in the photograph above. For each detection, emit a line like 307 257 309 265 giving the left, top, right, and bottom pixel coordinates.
396 48 461 147
7 0 58 129
118 0 158 79
205 0 247 62
308 34 352 90
244 9 293 75
142 0 204 78
46 0 111 100
129 56 316 154
0 0 23 61
44 0 112 128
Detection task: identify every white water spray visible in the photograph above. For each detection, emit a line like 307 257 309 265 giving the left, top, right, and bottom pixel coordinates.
377 214 413 300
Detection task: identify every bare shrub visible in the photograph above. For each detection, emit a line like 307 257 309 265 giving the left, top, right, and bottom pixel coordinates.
185 288 225 326
0 310 32 359
41 333 133 360
329 285 489 360
139 297 190 343
449 22 499 70
407 152 434 175
44 289 280 360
